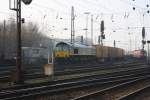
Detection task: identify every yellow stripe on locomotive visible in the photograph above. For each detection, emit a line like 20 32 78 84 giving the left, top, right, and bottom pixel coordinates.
55 51 70 58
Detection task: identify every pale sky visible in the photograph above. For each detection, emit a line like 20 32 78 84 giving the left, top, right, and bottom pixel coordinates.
0 0 150 51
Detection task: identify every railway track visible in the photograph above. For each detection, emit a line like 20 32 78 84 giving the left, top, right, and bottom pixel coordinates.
54 60 142 70
0 67 150 100
1 65 149 91
72 74 150 100
55 62 145 75
118 82 150 100
0 61 146 83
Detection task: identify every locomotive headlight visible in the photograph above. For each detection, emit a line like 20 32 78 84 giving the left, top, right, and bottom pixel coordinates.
22 0 32 5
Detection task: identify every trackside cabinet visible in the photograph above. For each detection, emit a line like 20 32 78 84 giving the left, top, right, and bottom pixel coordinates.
44 64 54 76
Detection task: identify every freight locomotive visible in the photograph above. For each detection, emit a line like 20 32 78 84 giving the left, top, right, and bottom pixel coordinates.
54 41 125 64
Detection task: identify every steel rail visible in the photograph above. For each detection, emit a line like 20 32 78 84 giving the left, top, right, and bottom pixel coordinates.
118 84 150 100
1 65 149 91
0 62 144 82
72 75 150 100
1 71 149 100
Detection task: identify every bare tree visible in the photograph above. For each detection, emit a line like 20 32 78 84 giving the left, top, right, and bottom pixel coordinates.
0 20 51 61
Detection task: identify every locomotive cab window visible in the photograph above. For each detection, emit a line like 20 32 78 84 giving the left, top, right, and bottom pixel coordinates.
74 48 78 54
56 46 62 51
63 45 69 51
56 42 70 51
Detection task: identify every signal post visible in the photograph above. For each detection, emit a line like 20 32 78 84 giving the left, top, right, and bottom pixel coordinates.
9 0 32 84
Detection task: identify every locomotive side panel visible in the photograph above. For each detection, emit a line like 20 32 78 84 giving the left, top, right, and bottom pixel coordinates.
75 47 95 56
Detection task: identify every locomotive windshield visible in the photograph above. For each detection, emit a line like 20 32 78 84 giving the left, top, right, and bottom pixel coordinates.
56 42 70 51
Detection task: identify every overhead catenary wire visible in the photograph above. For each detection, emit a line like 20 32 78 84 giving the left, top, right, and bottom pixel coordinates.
8 0 150 46
30 1 146 18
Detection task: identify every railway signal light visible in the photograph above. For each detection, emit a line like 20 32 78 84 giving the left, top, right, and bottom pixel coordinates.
147 4 149 8
101 21 105 39
98 35 100 44
101 20 104 33
102 34 105 39
147 41 150 44
21 18 25 23
142 27 145 39
22 0 32 5
142 40 146 45
100 20 105 45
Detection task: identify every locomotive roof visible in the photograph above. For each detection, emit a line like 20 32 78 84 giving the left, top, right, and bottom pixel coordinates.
22 46 46 49
56 41 94 48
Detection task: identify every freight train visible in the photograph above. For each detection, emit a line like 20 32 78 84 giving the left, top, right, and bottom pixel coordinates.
54 41 125 64
21 41 125 65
